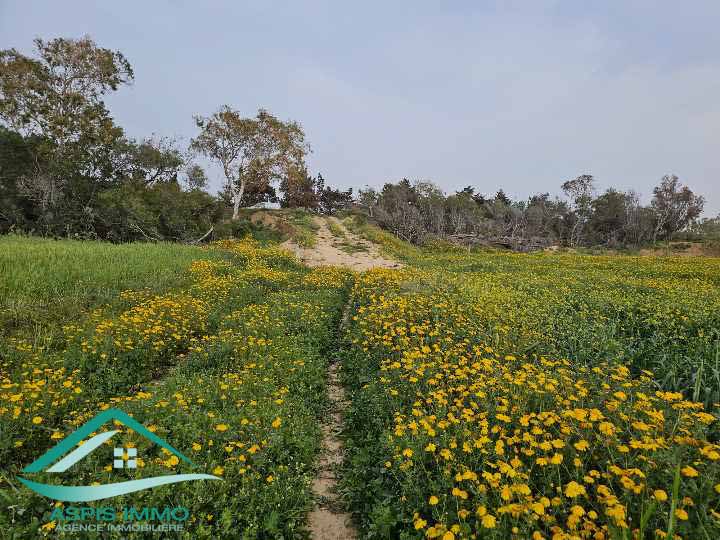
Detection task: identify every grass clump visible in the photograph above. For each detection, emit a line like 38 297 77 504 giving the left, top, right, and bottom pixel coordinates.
327 220 346 238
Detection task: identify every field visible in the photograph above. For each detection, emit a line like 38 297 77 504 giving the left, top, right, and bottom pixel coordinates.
1 228 719 539
340 256 720 539
0 235 351 538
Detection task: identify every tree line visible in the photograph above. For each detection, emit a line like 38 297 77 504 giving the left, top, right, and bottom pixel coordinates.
356 175 708 249
0 36 350 242
0 36 713 248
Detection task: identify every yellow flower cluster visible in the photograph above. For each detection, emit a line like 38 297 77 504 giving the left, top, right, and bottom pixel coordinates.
0 354 82 423
3 235 351 538
71 293 209 356
301 266 354 289
344 267 720 539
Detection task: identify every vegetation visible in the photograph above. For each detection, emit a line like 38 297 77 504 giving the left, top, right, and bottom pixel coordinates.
0 37 350 242
355 176 707 250
191 107 308 220
0 237 352 538
3 36 713 251
0 236 226 346
340 251 720 539
327 219 346 238
2 222 719 538
1 31 719 540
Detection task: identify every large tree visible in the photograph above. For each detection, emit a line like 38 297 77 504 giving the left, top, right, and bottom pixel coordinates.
280 165 319 209
562 174 596 246
0 37 133 214
651 174 704 241
191 107 308 219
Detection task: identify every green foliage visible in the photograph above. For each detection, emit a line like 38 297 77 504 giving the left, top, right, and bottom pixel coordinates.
0 235 227 346
95 181 221 242
341 259 720 538
0 238 352 538
191 107 309 219
213 218 284 244
284 209 319 247
327 220 346 238
343 215 421 261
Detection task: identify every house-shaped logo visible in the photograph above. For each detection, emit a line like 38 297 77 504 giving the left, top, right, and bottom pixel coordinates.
18 408 221 502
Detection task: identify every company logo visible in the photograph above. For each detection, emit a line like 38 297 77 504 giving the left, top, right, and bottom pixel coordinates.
18 408 221 502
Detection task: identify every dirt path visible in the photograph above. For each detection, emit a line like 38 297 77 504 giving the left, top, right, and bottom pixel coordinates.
281 217 402 271
306 357 356 539
281 215 400 538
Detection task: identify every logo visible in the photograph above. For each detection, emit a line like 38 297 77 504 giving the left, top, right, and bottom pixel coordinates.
18 408 221 502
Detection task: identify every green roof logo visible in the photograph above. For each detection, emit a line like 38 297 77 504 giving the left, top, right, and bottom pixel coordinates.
18 408 221 502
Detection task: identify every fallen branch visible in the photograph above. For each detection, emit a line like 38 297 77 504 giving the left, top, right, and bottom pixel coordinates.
129 223 162 242
189 226 214 244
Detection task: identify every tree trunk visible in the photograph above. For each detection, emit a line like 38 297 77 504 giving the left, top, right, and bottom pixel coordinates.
231 178 246 220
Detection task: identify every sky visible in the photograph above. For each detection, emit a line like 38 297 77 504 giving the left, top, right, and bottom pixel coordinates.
1 1 718 215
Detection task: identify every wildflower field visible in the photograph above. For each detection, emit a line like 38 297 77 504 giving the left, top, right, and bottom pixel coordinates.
0 235 352 538
340 248 720 539
1 230 719 539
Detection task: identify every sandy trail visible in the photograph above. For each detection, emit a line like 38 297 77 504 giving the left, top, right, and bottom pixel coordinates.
281 216 402 271
282 216 402 538
306 358 356 539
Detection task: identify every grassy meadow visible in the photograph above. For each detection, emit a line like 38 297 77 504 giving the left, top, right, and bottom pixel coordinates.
0 225 719 539
0 235 351 538
0 236 229 348
338 231 720 539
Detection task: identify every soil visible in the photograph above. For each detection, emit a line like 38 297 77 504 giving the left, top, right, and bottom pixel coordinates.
306 360 356 539
281 216 402 271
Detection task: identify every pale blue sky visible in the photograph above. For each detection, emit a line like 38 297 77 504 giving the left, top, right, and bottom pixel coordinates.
1 1 718 214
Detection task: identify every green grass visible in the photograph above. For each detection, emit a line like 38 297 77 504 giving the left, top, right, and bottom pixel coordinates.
342 215 420 260
284 209 319 248
326 220 346 238
0 235 229 347
337 240 369 254
327 219 371 253
0 237 352 538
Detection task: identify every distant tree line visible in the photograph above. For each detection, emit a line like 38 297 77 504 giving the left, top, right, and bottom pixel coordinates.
0 36 712 248
356 175 708 249
0 36 349 241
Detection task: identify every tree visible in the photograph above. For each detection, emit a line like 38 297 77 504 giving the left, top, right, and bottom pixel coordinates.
523 193 569 242
184 164 208 191
588 189 629 246
414 180 445 236
375 179 425 243
191 107 308 220
124 137 184 185
96 180 221 242
651 174 704 242
0 127 42 231
494 189 512 206
357 186 379 217
445 192 481 235
318 184 353 215
0 37 132 215
562 174 596 246
280 166 319 209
